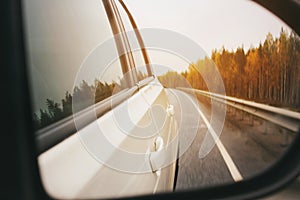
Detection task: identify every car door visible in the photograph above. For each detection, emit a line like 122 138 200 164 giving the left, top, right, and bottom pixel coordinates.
22 0 178 199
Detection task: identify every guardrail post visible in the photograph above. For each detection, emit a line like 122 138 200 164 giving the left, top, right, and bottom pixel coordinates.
232 106 236 117
280 128 289 147
240 109 244 121
263 121 268 135
249 114 253 126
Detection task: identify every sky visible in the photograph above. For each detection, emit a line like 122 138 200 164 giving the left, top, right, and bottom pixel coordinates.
23 0 119 112
23 0 293 112
125 0 291 54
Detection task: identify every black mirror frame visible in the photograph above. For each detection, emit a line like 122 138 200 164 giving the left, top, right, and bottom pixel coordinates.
0 0 299 199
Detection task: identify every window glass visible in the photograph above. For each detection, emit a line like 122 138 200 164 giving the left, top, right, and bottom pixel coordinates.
23 0 124 130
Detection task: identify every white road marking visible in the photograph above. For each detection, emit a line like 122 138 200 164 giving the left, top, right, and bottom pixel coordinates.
183 93 243 182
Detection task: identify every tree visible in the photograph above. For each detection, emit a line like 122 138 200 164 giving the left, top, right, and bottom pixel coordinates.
72 80 95 111
46 99 63 121
62 91 72 117
94 80 113 103
39 109 52 128
32 113 40 130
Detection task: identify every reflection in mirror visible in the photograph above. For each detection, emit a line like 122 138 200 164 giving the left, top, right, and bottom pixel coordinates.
24 0 126 131
124 0 300 192
22 0 300 199
152 30 300 189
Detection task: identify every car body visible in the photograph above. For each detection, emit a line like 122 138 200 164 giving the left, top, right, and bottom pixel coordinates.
24 0 179 199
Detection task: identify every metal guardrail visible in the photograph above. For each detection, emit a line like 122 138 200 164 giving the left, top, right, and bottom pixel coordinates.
36 76 154 155
178 87 300 133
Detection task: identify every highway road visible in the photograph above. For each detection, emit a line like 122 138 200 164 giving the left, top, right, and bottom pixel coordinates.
167 89 295 192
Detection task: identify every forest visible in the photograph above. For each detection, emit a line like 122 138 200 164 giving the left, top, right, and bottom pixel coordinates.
33 29 300 130
159 29 300 110
32 71 146 130
33 80 115 130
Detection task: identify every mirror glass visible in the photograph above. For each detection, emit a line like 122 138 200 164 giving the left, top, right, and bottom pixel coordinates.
22 0 300 199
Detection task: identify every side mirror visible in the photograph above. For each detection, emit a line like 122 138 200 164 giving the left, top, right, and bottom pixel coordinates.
1 0 300 199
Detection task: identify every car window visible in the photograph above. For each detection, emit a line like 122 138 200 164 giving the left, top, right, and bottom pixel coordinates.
23 0 124 130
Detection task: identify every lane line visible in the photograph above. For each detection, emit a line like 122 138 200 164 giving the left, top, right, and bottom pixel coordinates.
183 92 243 182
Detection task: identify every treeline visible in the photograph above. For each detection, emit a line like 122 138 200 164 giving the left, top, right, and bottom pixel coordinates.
159 29 300 110
33 80 117 130
33 71 148 130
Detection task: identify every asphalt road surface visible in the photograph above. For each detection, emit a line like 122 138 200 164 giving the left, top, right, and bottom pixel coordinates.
167 89 295 192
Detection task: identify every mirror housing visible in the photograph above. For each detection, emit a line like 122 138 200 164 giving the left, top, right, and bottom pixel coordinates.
0 0 299 199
